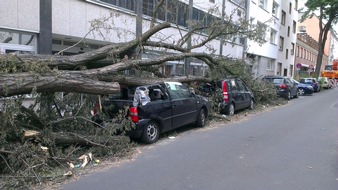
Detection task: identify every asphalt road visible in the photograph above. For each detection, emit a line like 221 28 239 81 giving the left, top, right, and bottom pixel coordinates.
62 88 338 190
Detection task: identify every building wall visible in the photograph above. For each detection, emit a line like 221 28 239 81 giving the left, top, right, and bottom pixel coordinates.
0 0 39 31
0 0 40 54
246 0 298 78
277 0 298 77
298 15 330 57
53 0 137 43
294 33 328 78
247 0 281 77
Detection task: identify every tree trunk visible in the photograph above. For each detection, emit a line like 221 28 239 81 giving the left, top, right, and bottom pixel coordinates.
53 132 130 147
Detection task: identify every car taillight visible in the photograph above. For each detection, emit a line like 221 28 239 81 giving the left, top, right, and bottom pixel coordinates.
222 81 229 102
129 107 139 123
280 84 287 89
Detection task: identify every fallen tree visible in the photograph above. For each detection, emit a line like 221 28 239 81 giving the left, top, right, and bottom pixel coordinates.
0 6 276 188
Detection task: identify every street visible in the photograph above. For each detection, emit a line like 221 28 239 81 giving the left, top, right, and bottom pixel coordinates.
62 88 338 190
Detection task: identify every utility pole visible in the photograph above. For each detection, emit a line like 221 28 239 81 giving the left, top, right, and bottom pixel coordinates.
38 0 52 54
136 0 143 38
219 0 226 56
135 0 143 60
185 0 193 76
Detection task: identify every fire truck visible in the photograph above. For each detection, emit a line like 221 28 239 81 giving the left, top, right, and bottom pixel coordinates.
321 59 338 87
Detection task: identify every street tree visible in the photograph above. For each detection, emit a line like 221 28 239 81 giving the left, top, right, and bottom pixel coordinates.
302 0 338 77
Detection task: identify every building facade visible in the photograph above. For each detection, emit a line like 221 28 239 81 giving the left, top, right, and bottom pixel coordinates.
294 33 319 78
246 0 298 78
297 13 338 68
0 0 247 77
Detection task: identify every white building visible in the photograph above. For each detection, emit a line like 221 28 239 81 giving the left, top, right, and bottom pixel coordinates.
0 0 246 76
246 0 298 78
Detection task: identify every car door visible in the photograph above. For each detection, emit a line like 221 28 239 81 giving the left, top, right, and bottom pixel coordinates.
285 78 297 96
229 79 244 110
145 85 173 131
236 79 251 108
166 82 198 129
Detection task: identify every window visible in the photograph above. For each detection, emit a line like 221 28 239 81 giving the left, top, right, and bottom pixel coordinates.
289 2 292 14
166 82 190 99
279 36 284 51
237 9 242 17
287 26 290 37
167 0 178 24
270 29 277 44
149 87 167 101
143 0 154 16
281 10 286 25
286 49 289 59
230 79 238 91
294 0 298 10
100 0 135 11
177 3 188 27
293 21 296 33
291 43 295 55
267 60 275 70
232 0 247 7
272 2 279 17
296 45 299 56
298 25 306 33
237 79 248 91
257 21 268 41
209 0 215 3
120 0 135 11
259 0 267 9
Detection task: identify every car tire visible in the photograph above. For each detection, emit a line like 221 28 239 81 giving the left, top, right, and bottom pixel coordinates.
249 98 254 110
285 91 291 100
141 121 160 144
294 89 299 98
225 103 235 116
196 109 206 128
298 88 305 96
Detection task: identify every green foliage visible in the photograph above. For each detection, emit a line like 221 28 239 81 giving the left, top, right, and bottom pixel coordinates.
303 0 338 23
0 54 51 74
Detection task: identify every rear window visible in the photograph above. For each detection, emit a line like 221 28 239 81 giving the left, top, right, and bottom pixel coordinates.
273 79 284 84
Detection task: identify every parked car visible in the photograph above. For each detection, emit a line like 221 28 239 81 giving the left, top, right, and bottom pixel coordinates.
299 78 321 92
318 77 332 89
291 79 314 95
198 77 254 116
93 82 210 144
262 75 299 100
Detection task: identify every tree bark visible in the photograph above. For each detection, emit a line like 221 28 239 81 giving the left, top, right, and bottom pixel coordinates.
53 132 130 147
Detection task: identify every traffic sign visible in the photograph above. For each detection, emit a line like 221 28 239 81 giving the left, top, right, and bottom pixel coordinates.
296 63 302 68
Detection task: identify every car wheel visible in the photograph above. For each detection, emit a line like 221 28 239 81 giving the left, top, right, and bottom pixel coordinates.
141 121 160 144
298 88 305 96
294 89 299 98
196 109 206 128
285 91 291 100
226 103 235 116
249 98 254 110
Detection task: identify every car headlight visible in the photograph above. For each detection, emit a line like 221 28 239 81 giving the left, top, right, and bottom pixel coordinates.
307 86 313 89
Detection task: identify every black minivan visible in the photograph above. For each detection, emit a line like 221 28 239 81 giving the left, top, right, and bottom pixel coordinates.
199 77 254 116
